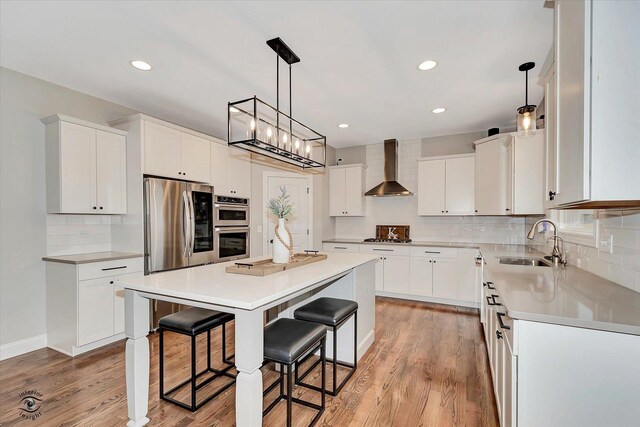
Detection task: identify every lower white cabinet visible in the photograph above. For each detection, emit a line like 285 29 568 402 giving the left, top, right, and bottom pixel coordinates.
324 243 478 307
45 257 143 356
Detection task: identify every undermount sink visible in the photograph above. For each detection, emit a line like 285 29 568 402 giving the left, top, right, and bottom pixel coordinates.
498 257 552 267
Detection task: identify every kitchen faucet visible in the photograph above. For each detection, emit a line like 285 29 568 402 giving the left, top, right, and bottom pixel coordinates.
526 219 566 266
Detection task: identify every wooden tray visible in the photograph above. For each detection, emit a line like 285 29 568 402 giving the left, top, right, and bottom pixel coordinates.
225 252 327 276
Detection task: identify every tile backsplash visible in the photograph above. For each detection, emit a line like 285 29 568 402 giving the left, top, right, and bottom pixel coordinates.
46 214 113 255
526 210 640 293
334 140 528 244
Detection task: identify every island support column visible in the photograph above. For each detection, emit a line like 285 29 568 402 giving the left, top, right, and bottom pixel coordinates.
125 290 151 427
234 308 265 426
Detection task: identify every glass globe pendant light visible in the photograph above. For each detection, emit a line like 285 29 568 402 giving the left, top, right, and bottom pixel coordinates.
517 62 536 135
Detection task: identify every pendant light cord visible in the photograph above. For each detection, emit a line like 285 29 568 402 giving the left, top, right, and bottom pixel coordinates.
525 69 529 106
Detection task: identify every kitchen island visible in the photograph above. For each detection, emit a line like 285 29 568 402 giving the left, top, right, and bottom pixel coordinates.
118 252 378 427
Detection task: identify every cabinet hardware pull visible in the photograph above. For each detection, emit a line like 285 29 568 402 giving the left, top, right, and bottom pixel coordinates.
101 266 127 271
334 246 347 249
373 248 393 252
486 282 496 290
93 206 97 210
486 295 502 306
433 260 437 263
110 281 114 284
99 206 103 210
497 312 511 329
424 251 440 254
496 330 503 339
549 191 556 201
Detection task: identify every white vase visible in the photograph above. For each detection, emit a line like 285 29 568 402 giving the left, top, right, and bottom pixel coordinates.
273 218 291 264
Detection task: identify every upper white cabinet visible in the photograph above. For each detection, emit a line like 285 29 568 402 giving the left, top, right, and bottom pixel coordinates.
328 164 366 216
474 133 544 215
554 0 640 205
43 115 127 214
143 121 210 182
210 141 251 197
474 135 510 215
417 154 475 216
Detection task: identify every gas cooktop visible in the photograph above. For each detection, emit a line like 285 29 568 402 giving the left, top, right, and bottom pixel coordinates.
363 238 412 243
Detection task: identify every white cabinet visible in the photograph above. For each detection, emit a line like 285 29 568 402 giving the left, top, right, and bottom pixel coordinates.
328 164 366 216
554 0 640 205
381 255 411 294
43 115 127 214
474 132 544 216
474 135 510 215
417 155 475 216
45 257 143 356
540 50 558 209
409 257 433 296
210 142 251 197
431 258 458 300
508 132 544 215
322 243 360 253
143 121 211 183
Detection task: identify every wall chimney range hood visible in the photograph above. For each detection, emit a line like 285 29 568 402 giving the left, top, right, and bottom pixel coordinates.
365 139 413 197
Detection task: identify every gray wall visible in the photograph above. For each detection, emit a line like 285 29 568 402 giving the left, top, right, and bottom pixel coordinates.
0 67 136 347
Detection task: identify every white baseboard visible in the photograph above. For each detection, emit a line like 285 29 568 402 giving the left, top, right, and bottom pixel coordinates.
0 334 47 361
358 329 375 360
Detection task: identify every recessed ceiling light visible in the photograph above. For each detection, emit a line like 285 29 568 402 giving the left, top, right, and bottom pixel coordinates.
130 60 152 71
338 123 349 128
418 60 438 71
229 106 240 113
432 107 447 114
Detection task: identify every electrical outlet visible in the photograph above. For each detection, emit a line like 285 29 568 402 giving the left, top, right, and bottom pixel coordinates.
599 233 613 254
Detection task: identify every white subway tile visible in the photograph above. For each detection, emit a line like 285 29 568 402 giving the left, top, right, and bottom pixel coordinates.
622 210 640 230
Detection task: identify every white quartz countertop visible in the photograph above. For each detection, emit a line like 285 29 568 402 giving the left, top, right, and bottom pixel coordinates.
480 244 640 335
42 251 143 264
118 252 378 310
323 239 480 249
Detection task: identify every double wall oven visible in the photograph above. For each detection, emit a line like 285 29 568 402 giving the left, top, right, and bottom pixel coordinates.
214 195 250 263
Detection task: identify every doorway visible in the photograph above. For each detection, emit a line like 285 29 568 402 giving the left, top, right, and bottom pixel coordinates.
262 172 313 257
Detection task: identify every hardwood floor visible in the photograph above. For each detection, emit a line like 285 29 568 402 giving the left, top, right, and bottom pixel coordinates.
0 297 498 426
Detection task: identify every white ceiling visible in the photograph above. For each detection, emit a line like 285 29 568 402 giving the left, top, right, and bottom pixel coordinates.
0 1 552 149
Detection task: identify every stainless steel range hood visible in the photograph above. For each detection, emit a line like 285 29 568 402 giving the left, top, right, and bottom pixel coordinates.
365 139 413 197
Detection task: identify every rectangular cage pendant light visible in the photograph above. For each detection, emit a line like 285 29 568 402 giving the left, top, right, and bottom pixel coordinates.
227 38 326 169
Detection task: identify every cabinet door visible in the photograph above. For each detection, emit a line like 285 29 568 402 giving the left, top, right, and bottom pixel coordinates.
210 142 230 195
409 257 433 296
344 167 364 216
418 160 446 215
457 249 478 303
180 133 211 183
328 168 346 216
495 320 505 423
78 277 115 346
96 130 126 214
144 121 181 179
382 255 410 294
228 148 252 197
555 0 590 204
475 138 509 215
503 341 517 427
512 133 544 214
544 65 558 208
374 256 384 291
445 157 475 215
59 121 97 213
431 258 458 300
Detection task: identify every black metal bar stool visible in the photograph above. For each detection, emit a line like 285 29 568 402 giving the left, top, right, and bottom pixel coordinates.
263 318 326 427
159 307 236 412
293 297 358 396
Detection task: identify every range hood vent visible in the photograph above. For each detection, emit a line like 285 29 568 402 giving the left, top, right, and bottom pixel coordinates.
365 139 413 197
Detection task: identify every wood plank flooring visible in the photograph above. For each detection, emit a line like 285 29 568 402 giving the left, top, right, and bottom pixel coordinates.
0 297 498 426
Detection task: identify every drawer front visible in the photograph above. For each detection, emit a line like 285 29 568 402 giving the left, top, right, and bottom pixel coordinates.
78 257 143 281
359 245 411 256
409 246 458 258
322 243 360 253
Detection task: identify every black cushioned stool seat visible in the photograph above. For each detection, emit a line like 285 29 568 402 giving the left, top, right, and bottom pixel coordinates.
293 297 358 326
159 307 235 412
294 297 358 396
263 318 327 427
159 307 234 335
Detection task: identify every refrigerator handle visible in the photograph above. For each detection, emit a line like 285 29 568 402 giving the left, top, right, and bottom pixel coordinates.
188 192 195 257
182 191 190 258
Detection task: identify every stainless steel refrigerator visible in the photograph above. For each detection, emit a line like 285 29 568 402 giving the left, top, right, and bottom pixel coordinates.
144 177 216 327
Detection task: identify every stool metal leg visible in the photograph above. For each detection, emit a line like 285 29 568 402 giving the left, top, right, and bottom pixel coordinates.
332 325 338 396
207 329 212 369
159 328 164 399
191 334 197 411
286 364 293 427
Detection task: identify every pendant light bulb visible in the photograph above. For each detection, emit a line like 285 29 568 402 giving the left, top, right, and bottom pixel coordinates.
305 143 311 154
283 133 288 143
250 118 256 131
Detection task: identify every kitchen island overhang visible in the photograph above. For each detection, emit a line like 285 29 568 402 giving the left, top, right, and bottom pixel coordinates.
119 252 378 427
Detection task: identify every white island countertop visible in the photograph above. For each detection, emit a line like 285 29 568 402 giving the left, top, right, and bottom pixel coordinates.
118 252 378 310
480 244 640 335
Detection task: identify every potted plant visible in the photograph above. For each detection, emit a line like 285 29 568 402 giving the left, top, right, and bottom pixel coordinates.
267 186 294 264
